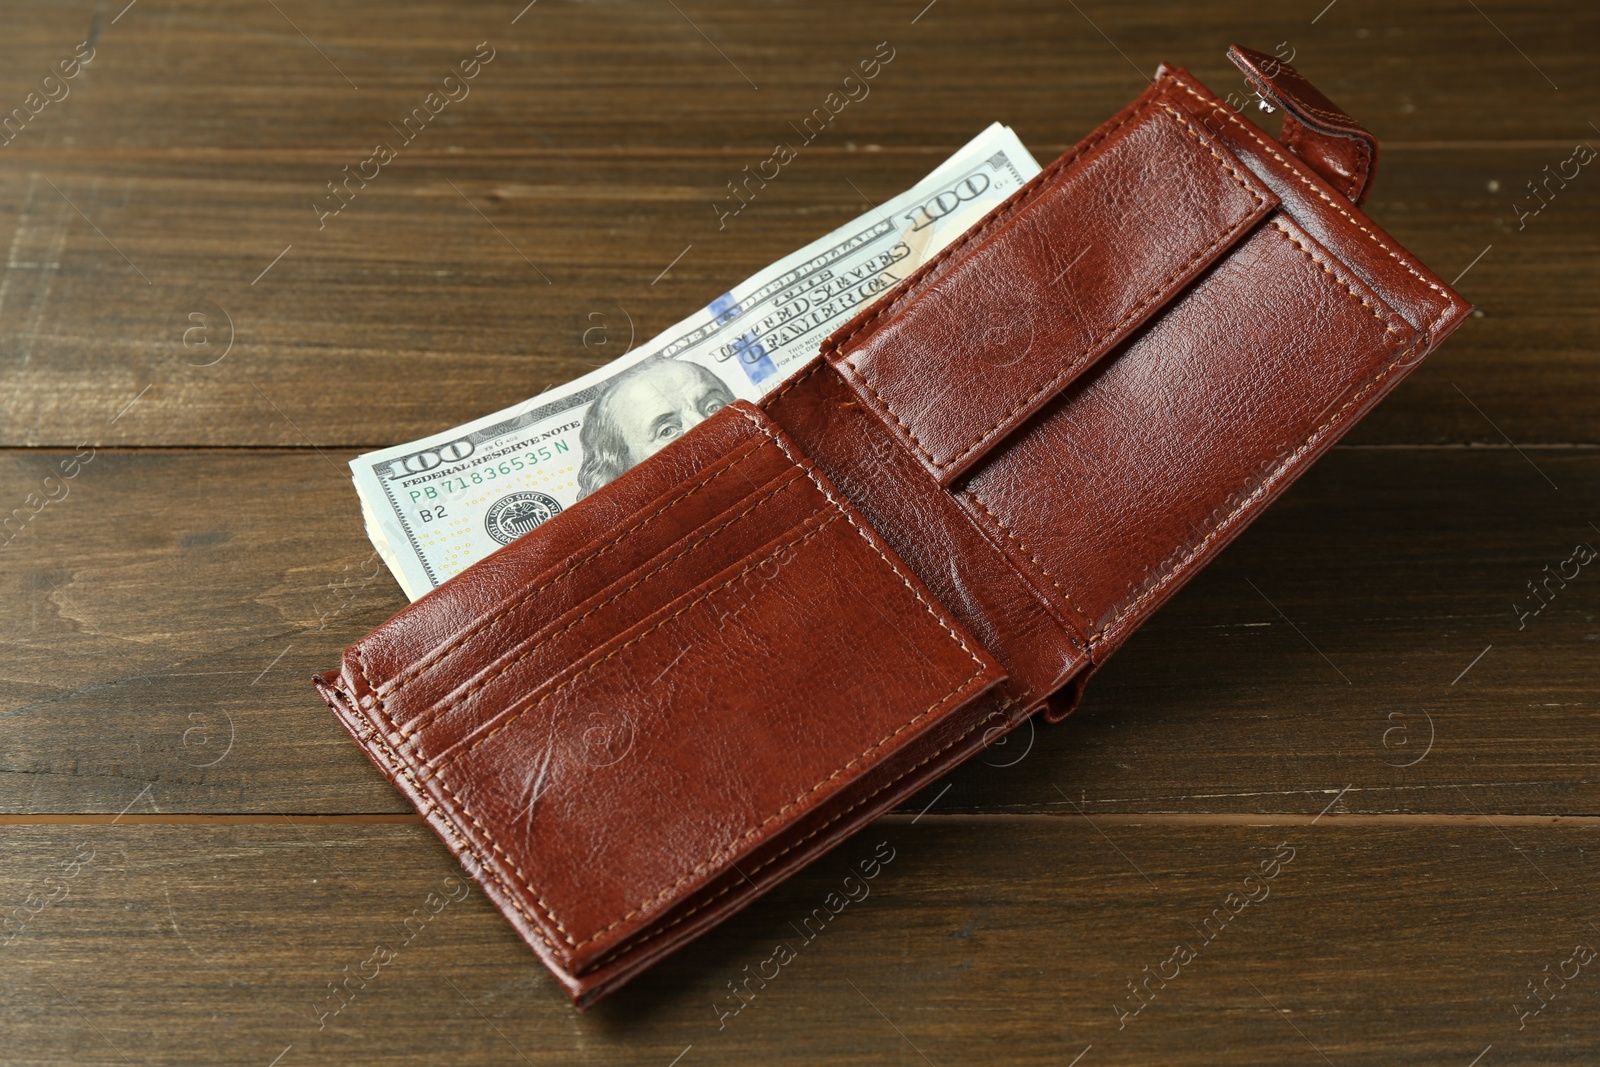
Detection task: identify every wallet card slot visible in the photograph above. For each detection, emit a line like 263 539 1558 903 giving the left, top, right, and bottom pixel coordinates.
409 406 1005 974
828 91 1278 487
407 461 826 756
354 407 803 742
423 501 834 771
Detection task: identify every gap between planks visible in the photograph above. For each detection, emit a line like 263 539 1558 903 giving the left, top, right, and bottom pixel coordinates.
2 812 1598 827
0 443 1596 455
0 140 1579 159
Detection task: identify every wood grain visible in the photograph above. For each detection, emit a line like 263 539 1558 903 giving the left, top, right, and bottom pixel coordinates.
2 447 1594 816
2 820 1596 1066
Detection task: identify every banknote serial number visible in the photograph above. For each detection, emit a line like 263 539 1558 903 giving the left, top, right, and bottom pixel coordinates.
405 447 569 515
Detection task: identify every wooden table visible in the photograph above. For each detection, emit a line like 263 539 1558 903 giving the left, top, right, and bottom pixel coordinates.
1 1 1595 1063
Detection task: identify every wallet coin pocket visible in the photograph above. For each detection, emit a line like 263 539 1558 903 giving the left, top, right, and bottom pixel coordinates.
960 211 1416 646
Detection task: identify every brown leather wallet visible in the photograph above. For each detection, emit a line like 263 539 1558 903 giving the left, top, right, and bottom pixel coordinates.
314 46 1471 1007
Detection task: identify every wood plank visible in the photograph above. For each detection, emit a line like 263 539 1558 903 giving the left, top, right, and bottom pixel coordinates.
2 447 1595 815
2 819 1596 1065
0 0 1593 153
0 146 1592 447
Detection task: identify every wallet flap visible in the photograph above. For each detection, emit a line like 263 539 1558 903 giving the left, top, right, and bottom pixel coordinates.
828 94 1278 486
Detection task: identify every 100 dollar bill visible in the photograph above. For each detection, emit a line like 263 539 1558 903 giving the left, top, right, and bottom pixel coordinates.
354 123 1041 599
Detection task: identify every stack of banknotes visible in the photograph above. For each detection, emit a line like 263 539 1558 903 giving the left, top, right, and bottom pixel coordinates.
354 123 1041 599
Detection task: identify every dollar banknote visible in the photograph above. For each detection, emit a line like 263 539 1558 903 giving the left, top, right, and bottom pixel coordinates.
354 123 1041 600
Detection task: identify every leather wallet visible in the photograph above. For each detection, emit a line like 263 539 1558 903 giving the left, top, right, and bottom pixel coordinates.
314 46 1471 1007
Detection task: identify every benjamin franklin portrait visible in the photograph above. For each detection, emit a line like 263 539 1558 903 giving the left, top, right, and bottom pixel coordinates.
575 356 735 499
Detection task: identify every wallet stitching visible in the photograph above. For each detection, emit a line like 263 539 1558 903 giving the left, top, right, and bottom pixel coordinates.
731 404 990 670
331 670 564 954
1268 220 1404 333
846 100 1268 476
586 698 1022 971
343 679 465 854
1244 68 1363 131
1281 116 1367 201
965 493 1097 639
1278 94 1363 131
413 465 815 761
378 435 778 703
352 654 487 856
763 358 826 407
1173 81 1455 337
1235 52 1368 134
428 408 995 954
1093 223 1416 640
732 402 996 681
